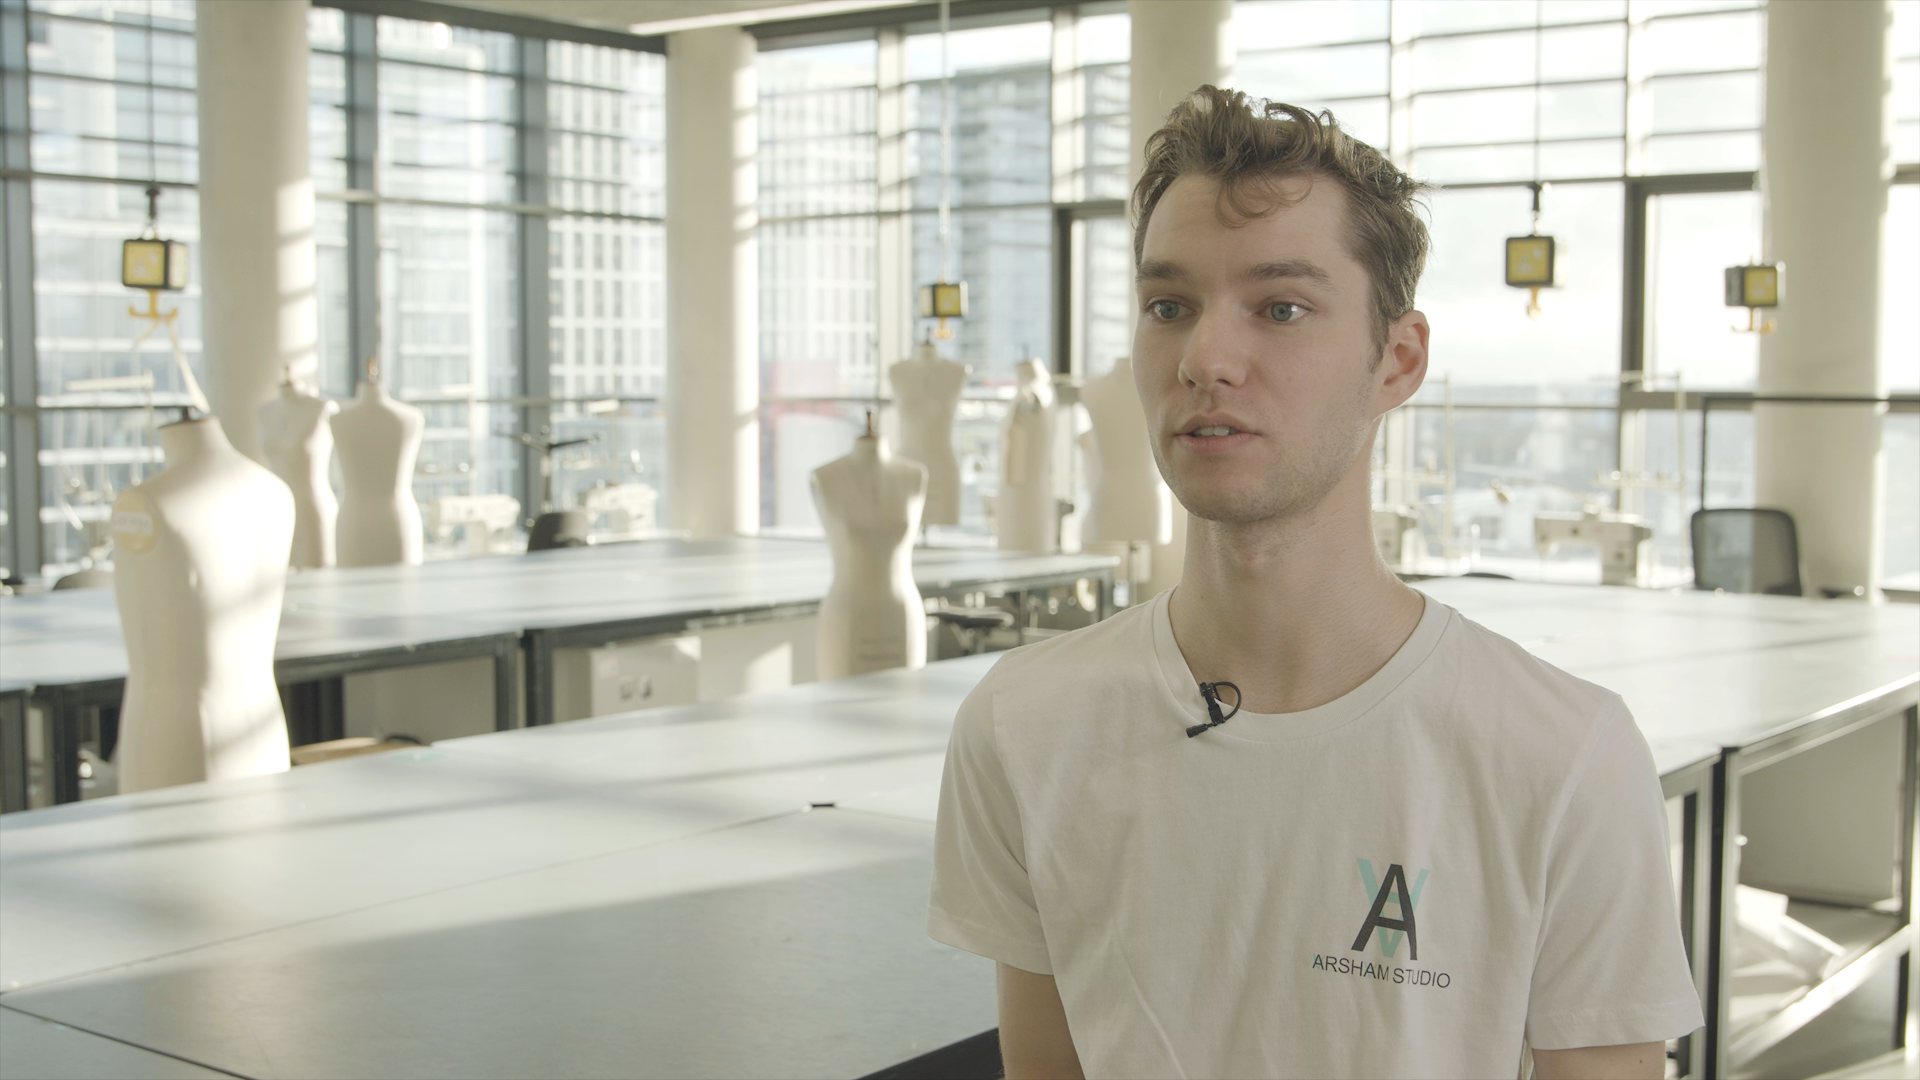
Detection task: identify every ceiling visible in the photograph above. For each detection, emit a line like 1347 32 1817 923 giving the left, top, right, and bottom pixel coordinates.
440 0 919 35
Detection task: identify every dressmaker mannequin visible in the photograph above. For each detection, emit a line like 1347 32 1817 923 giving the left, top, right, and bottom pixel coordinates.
1080 356 1172 545
995 358 1057 553
812 413 930 679
111 416 293 792
256 371 339 568
333 360 424 567
889 336 968 526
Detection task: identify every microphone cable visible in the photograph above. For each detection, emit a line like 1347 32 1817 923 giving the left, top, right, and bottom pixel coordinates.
1186 681 1242 738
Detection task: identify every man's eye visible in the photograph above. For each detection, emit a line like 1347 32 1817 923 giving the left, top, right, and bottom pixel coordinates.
1268 302 1304 323
1149 300 1182 321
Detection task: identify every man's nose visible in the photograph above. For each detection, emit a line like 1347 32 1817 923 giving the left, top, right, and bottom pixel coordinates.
1178 308 1250 391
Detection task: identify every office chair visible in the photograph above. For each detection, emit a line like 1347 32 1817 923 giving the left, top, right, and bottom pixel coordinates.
930 603 1017 656
527 509 591 552
1690 508 1802 596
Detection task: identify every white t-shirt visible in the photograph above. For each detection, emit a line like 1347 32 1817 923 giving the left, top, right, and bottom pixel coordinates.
928 591 1703 1079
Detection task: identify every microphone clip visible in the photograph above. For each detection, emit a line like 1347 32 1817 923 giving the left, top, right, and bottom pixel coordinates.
1186 680 1242 738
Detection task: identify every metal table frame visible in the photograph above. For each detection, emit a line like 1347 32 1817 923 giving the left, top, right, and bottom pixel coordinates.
1704 678 1920 1078
18 630 521 808
521 569 1113 727
9 546 1115 803
1661 751 1718 1079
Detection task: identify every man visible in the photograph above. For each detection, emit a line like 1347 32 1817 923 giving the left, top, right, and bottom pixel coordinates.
927 88 1702 1079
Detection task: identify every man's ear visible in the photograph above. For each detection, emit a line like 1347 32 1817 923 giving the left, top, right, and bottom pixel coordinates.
1376 309 1429 413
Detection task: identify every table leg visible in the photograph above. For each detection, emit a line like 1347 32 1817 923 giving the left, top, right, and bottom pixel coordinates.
1679 777 1713 1077
493 638 517 731
1902 707 1919 1052
524 631 555 728
1661 757 1717 1078
46 691 81 806
1707 751 1735 1079
0 692 27 813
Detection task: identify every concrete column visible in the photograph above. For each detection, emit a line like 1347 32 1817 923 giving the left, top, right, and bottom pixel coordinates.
665 27 758 537
1129 0 1231 598
1127 0 1233 183
1754 0 1889 596
194 0 314 462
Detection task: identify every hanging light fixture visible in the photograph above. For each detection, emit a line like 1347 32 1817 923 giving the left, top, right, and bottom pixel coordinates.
1503 4 1556 319
121 183 188 302
1724 262 1781 333
1504 182 1556 319
918 0 968 340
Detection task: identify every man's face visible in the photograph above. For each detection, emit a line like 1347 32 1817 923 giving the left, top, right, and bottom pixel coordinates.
1132 173 1424 526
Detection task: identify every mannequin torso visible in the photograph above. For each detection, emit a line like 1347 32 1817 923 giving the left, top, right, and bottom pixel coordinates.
996 358 1058 553
256 382 339 568
811 434 929 679
111 416 294 792
1080 357 1172 545
332 380 424 567
889 342 968 526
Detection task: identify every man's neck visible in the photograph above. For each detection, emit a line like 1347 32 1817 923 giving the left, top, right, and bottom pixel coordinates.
1166 466 1425 715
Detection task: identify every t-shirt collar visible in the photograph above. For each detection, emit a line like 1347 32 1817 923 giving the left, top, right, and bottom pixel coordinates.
1149 586 1451 743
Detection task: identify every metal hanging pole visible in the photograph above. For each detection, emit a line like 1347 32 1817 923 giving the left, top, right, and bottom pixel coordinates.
938 0 953 282
1531 0 1543 197
145 0 157 183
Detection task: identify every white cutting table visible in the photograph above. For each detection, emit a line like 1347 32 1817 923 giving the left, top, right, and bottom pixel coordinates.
0 655 993 1079
0 1006 228 1079
0 582 1912 1079
0 537 1117 807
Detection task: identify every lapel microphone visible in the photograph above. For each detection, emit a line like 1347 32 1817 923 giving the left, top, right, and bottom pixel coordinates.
1186 681 1242 738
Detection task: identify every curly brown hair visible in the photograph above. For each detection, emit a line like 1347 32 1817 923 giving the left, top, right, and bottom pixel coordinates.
1132 86 1430 350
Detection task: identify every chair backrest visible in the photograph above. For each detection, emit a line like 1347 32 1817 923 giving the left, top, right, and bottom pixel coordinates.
527 509 591 552
1691 508 1801 596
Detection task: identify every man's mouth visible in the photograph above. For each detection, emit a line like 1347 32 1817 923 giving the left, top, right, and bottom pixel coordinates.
1189 425 1240 437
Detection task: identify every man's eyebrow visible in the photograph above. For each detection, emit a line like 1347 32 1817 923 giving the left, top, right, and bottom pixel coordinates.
1135 258 1186 285
1134 257 1337 289
1246 259 1335 289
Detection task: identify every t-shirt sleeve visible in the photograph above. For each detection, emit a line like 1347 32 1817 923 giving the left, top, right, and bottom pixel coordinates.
1526 697 1705 1050
927 671 1052 974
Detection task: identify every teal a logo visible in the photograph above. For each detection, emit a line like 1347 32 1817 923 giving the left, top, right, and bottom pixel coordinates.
1351 858 1428 961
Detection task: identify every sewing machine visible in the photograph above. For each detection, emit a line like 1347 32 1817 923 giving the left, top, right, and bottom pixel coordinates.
1534 511 1654 586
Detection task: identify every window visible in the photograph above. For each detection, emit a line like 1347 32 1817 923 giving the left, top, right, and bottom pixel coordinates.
756 7 1122 535
1061 9 1130 203
1897 0 1920 164
1885 177 1919 591
307 8 666 553
1235 1 1390 149
1888 184 1919 394
1 0 203 579
756 38 880 531
375 17 523 514
905 18 1052 377
1643 188 1760 390
1235 0 1775 583
544 40 666 515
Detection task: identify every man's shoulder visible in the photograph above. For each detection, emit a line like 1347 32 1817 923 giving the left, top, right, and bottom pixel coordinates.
961 598 1164 743
1429 602 1634 750
978 596 1161 695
